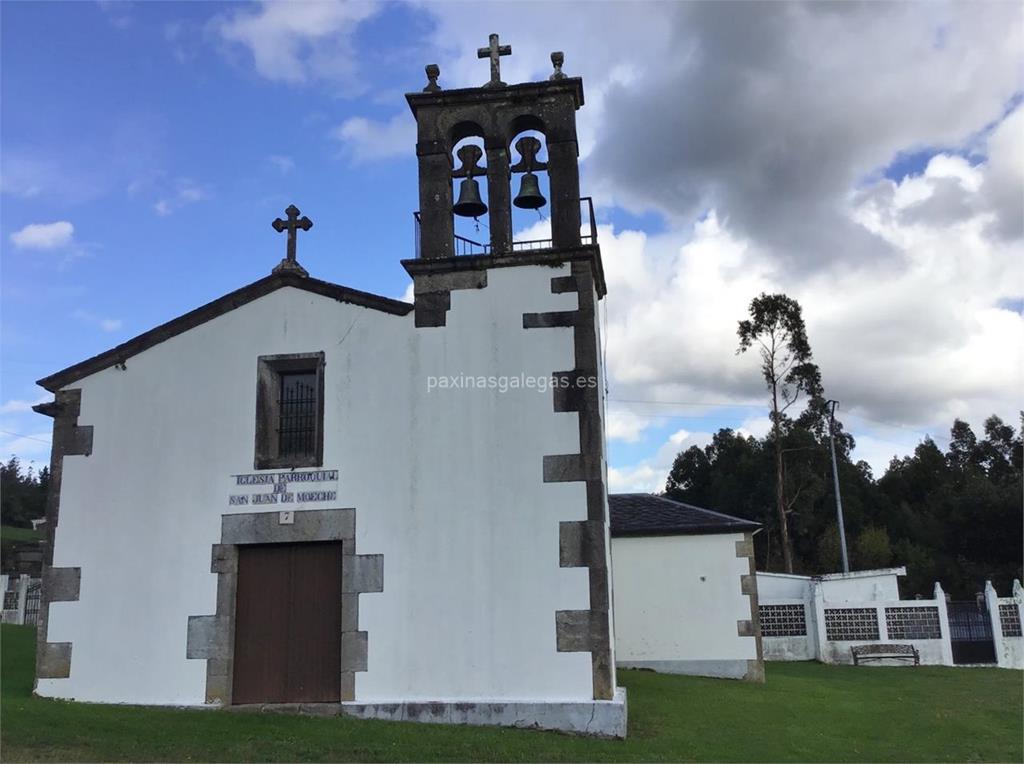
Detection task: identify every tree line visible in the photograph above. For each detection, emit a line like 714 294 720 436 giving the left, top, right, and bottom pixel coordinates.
1 456 48 529
664 293 1022 599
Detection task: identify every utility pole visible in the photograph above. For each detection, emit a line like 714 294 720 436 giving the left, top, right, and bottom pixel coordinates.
827 399 850 573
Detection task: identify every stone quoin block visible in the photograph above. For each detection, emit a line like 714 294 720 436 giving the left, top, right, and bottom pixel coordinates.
210 544 238 574
543 454 598 483
556 609 608 652
38 642 72 679
413 291 451 328
44 567 81 602
186 615 230 660
342 554 384 594
559 521 604 568
341 631 368 672
735 537 754 558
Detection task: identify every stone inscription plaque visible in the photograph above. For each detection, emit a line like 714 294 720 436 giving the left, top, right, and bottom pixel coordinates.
228 470 339 509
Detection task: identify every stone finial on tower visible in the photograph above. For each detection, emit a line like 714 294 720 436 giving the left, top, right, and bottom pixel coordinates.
550 51 566 80
423 64 441 92
271 204 312 277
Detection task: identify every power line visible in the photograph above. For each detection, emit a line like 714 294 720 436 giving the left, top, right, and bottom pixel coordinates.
609 398 764 409
842 410 952 444
0 429 51 445
607 397 954 445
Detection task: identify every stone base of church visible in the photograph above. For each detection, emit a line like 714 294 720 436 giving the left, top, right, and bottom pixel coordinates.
340 688 628 737
619 658 764 682
230 688 628 737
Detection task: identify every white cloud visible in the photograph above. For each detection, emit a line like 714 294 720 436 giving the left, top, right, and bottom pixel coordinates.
605 408 652 443
0 429 52 467
0 155 51 197
0 396 49 415
595 117 1023 480
332 112 415 163
608 428 714 493
154 178 208 216
607 463 665 494
73 310 123 333
736 415 772 440
420 3 1020 269
97 0 132 29
269 155 295 174
216 0 377 87
10 221 74 250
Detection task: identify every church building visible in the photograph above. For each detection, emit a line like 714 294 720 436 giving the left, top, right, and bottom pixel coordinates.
31 38 626 737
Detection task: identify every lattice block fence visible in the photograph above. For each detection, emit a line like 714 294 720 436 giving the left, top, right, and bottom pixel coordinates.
823 608 880 641
998 603 1022 638
759 604 807 637
886 606 942 640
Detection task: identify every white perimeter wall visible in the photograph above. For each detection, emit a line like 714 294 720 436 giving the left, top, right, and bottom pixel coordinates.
611 533 755 664
39 265 605 705
758 570 903 602
819 573 901 602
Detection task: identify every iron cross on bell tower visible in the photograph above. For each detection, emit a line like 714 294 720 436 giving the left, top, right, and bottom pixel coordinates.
478 33 511 87
271 204 312 277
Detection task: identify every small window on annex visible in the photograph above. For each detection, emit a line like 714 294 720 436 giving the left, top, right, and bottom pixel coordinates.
254 352 325 469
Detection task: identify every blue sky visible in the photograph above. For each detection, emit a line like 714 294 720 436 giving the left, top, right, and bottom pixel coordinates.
2 2 1021 490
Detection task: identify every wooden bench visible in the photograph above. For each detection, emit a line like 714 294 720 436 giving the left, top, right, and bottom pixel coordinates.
851 643 920 666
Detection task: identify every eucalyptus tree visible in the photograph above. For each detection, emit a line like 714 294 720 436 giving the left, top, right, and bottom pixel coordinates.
737 293 822 573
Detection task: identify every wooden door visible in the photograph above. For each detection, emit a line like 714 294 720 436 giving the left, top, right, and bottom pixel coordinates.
232 542 343 704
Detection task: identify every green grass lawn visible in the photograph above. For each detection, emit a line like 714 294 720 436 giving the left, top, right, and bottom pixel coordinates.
2 624 1021 762
1 526 43 544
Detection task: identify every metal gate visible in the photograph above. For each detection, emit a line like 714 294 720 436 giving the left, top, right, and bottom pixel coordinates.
947 600 996 664
23 580 41 625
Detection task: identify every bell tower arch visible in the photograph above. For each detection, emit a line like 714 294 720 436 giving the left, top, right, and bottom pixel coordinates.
407 49 586 258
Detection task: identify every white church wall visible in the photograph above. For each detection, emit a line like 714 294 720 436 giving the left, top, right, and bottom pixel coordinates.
39 265 603 705
611 533 759 680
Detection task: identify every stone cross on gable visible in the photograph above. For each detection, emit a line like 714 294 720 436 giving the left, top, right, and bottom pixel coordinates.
271 204 312 277
477 33 511 88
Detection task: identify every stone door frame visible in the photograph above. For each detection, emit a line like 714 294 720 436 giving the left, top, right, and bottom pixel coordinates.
186 507 382 704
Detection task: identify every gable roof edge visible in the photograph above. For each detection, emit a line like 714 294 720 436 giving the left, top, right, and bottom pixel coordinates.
37 272 413 392
608 493 761 537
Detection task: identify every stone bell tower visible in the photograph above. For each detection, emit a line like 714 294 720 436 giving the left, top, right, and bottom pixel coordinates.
407 40 584 260
401 37 616 707
403 36 605 326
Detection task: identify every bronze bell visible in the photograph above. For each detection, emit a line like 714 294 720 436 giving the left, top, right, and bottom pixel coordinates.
453 177 487 218
514 171 546 209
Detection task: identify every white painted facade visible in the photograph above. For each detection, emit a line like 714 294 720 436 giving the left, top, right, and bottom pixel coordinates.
37 266 614 707
611 533 760 680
